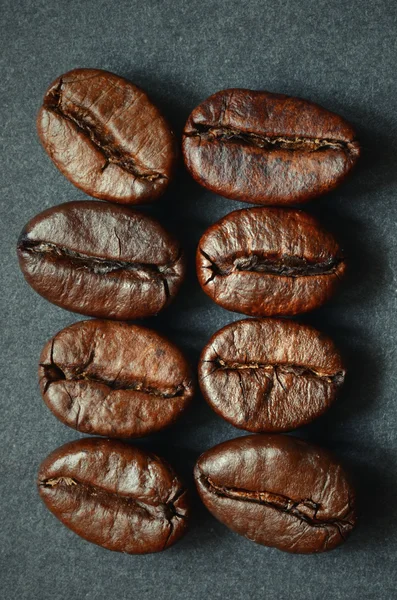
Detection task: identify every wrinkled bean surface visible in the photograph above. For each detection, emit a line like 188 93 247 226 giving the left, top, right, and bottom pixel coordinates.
37 68 176 204
195 434 356 554
199 318 345 432
38 438 189 554
17 201 185 319
39 320 194 437
197 207 346 316
183 88 360 204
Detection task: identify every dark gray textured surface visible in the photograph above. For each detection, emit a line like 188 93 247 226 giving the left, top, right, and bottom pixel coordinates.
1 1 396 598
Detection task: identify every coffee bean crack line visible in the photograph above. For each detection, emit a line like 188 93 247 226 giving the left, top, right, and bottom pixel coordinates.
40 476 186 526
44 78 167 182
201 475 353 536
187 124 359 154
207 357 344 385
200 249 342 284
42 355 188 400
20 239 180 284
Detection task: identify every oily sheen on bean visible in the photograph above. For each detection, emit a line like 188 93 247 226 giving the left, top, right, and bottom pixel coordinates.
199 318 345 432
183 88 360 205
37 69 177 204
197 207 346 316
38 438 189 554
195 434 356 554
17 201 185 319
39 320 194 437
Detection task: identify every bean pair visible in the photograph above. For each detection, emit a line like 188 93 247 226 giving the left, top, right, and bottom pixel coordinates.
39 70 360 207
39 434 356 556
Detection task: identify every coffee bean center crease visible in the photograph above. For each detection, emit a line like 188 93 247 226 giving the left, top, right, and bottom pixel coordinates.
42 348 188 399
40 476 186 525
20 239 180 283
187 125 359 154
200 250 342 284
201 475 353 536
208 357 344 385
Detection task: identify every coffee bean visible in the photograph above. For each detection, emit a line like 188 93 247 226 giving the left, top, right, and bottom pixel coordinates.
17 201 185 319
195 434 356 554
183 89 360 205
197 207 346 316
199 318 345 432
39 320 194 437
38 438 189 554
37 69 176 204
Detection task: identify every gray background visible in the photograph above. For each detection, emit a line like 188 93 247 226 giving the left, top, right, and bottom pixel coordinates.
1 1 396 598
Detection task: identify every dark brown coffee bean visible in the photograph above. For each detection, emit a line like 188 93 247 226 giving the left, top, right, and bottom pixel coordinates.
37 69 176 204
39 320 194 437
38 438 189 554
17 201 185 319
195 434 356 554
197 207 346 316
199 318 345 432
183 89 360 205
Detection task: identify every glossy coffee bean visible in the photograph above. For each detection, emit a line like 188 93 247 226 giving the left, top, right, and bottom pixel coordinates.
197 207 346 316
17 201 185 319
195 434 356 554
37 69 176 204
183 88 360 205
39 320 194 437
199 318 345 432
38 438 189 554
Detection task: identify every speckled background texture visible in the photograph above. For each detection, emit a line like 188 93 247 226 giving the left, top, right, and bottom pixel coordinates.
1 1 397 598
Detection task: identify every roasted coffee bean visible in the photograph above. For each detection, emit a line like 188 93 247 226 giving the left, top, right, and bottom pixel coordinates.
195 434 356 554
199 318 345 432
37 69 176 204
17 201 185 319
197 207 346 316
38 438 189 554
183 89 360 205
39 320 194 437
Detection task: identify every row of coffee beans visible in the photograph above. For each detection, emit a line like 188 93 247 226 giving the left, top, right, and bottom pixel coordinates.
38 434 355 555
36 69 360 207
17 202 345 319
18 68 360 555
38 318 343 437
